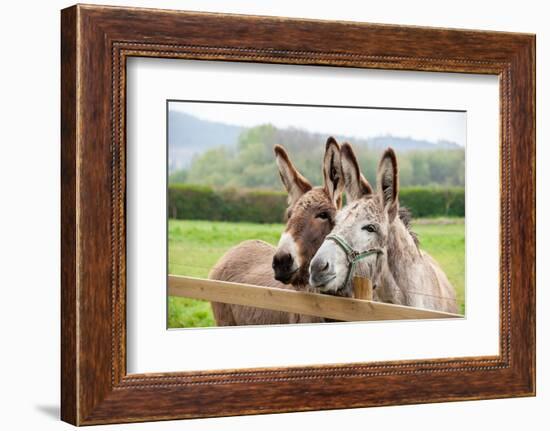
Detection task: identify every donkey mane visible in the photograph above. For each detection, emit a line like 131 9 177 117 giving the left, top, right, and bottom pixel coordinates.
398 206 419 248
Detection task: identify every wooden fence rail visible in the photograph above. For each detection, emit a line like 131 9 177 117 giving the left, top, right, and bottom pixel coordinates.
168 275 462 322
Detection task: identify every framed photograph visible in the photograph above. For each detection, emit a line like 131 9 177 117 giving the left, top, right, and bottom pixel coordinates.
61 4 535 425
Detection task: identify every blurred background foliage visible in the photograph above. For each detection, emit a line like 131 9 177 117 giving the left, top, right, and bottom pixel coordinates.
169 120 465 190
168 184 464 223
168 121 466 222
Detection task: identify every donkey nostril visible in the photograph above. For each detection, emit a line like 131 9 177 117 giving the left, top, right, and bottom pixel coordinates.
312 259 329 275
273 253 293 270
282 253 292 267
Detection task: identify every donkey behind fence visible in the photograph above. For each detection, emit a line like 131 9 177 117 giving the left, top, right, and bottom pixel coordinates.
309 143 458 313
209 138 345 325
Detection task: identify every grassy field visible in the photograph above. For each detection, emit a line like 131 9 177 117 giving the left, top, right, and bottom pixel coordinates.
168 218 465 328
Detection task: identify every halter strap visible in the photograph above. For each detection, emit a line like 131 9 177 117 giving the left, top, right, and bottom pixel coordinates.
325 233 383 292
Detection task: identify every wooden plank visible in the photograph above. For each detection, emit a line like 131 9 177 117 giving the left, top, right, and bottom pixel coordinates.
353 277 373 300
168 275 462 321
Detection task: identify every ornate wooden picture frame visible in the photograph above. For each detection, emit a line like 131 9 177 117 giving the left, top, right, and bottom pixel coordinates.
61 4 535 425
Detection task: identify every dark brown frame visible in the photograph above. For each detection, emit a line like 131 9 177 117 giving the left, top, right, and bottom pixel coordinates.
61 4 536 425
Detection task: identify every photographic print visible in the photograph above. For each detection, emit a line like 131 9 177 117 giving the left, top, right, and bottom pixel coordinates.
167 101 465 328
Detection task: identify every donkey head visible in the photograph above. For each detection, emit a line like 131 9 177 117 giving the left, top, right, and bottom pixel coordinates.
309 143 402 296
272 137 344 287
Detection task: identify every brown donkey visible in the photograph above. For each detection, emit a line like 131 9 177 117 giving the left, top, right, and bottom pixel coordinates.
309 143 458 313
209 137 345 325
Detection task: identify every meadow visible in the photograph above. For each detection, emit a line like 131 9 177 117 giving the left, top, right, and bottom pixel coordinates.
168 218 465 328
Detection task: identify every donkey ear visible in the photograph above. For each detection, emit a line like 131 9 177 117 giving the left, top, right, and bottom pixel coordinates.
340 142 373 202
274 144 312 206
322 137 344 207
377 148 399 222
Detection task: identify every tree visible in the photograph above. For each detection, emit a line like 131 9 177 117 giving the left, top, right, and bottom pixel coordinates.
177 124 465 190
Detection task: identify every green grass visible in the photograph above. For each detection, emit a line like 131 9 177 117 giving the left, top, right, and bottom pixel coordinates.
168 220 283 328
168 218 465 328
413 222 465 315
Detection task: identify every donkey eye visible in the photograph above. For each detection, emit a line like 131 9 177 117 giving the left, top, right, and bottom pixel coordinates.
362 224 377 233
316 211 330 220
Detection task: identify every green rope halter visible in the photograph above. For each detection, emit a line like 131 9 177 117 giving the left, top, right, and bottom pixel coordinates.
325 233 383 291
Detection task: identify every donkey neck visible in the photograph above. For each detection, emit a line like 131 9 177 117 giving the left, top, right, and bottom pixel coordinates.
382 217 448 308
387 218 421 269
375 218 423 306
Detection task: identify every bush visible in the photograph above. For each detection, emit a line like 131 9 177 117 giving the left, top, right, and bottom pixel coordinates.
168 184 288 223
168 184 464 223
399 187 465 218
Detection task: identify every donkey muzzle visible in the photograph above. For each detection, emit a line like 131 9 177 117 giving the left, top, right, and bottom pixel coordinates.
272 252 297 284
309 255 336 289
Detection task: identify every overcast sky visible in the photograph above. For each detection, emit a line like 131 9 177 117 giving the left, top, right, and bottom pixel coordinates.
169 101 466 147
